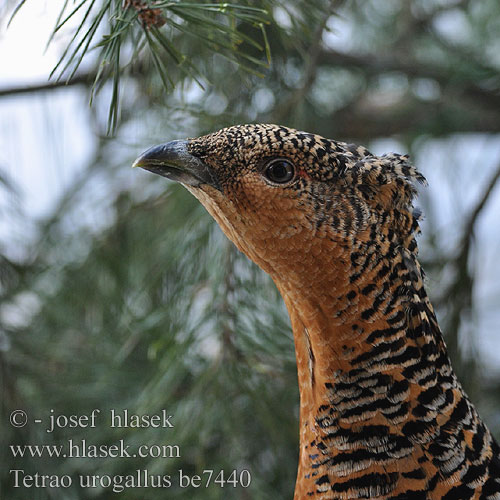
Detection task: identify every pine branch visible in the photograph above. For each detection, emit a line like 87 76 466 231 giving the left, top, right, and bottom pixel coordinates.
433 162 500 381
0 71 96 97
8 0 271 133
275 0 342 122
317 48 500 110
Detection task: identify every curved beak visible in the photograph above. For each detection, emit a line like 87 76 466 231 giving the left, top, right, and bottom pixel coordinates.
133 140 218 189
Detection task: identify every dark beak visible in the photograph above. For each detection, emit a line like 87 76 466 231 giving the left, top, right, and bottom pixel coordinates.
133 140 218 188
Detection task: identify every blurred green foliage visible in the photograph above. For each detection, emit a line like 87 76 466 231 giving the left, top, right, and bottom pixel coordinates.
1 0 500 498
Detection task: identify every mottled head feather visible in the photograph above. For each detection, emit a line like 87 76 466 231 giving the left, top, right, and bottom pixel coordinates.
187 124 426 250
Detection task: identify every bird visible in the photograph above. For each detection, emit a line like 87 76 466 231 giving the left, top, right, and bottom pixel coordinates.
134 123 500 499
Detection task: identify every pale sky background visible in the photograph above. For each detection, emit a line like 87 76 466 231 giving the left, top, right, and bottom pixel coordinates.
0 2 499 370
0 2 93 226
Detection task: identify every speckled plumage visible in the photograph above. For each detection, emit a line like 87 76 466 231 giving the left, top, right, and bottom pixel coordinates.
136 124 500 499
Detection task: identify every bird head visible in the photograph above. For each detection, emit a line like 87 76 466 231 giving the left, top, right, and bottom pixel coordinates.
134 124 425 293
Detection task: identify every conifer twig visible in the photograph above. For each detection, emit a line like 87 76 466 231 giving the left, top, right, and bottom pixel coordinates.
8 0 271 133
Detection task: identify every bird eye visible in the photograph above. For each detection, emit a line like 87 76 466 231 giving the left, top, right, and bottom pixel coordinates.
264 159 295 184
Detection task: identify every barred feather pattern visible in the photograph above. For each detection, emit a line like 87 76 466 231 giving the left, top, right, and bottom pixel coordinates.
151 124 500 499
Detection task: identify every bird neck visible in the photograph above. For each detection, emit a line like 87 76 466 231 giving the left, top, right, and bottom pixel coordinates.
273 245 454 498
